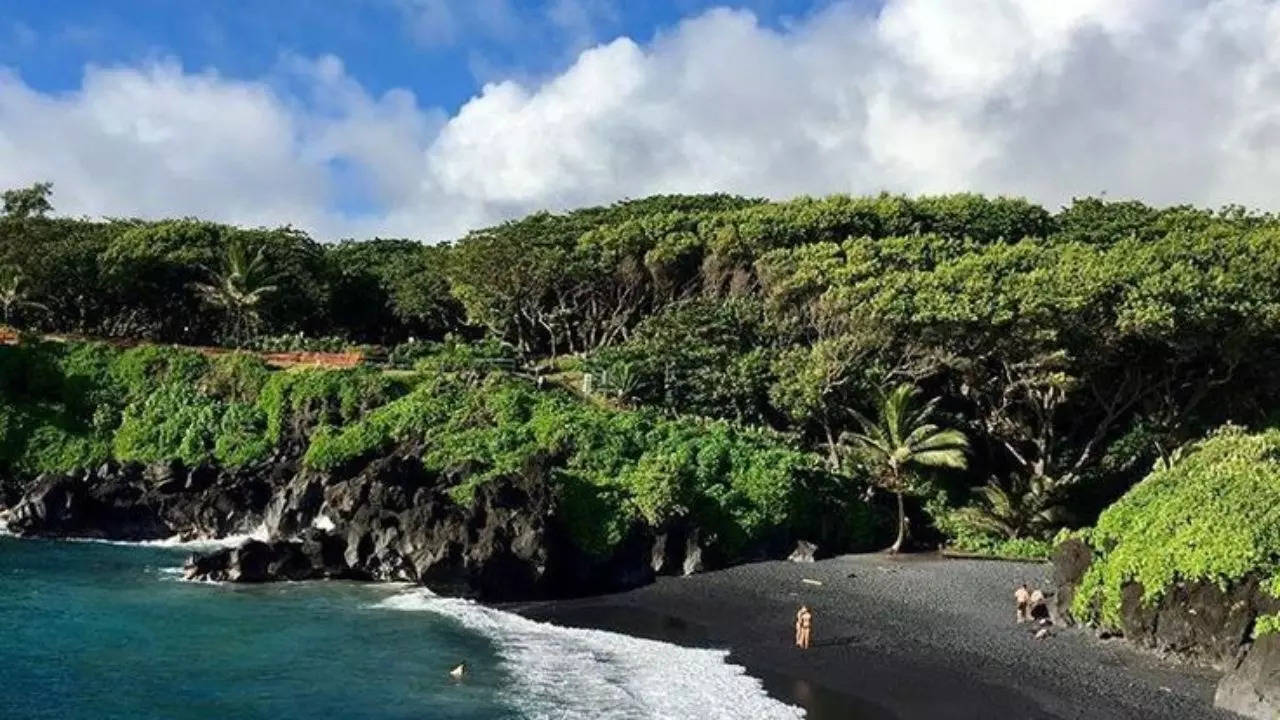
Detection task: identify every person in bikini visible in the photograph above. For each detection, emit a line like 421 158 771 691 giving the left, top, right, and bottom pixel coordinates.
1015 583 1031 623
795 605 813 649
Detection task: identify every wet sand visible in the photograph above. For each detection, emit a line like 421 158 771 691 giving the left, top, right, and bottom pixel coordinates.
509 554 1236 719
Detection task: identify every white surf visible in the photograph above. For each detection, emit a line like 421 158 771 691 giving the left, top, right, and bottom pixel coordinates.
374 588 806 720
63 522 270 550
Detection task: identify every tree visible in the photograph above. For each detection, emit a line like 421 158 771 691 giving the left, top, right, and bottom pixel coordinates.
841 383 969 553
323 239 463 344
2 182 53 220
950 475 1067 540
0 267 48 326
193 237 280 345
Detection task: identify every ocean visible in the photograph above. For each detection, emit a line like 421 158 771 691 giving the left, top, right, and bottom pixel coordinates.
0 535 804 719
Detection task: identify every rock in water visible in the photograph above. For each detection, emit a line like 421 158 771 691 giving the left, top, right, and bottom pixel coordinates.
184 531 363 583
788 540 819 563
1215 633 1280 719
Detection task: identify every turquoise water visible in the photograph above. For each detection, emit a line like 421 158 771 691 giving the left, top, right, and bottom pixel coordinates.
0 536 805 720
0 537 515 720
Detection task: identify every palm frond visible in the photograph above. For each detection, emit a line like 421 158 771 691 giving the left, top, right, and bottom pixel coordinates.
911 448 968 469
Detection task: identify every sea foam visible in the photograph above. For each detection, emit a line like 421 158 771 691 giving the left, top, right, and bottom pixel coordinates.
63 522 270 551
374 589 806 720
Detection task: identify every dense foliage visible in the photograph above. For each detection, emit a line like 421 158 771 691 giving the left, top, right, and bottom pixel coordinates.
6 182 1280 552
0 341 405 473
306 368 867 557
1069 427 1280 629
0 340 868 559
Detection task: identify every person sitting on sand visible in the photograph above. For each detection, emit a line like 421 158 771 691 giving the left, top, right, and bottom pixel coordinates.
795 605 813 649
1028 588 1050 623
1014 583 1031 623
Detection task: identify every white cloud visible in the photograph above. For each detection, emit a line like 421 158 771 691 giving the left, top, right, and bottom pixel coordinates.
1 0 1280 241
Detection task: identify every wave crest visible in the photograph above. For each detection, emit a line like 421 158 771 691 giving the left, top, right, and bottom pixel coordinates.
61 523 269 550
374 589 805 720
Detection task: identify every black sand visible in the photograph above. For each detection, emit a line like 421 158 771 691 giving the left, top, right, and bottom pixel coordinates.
510 554 1237 719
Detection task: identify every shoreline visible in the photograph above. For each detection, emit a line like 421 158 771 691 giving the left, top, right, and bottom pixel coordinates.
0 530 1236 718
508 553 1234 720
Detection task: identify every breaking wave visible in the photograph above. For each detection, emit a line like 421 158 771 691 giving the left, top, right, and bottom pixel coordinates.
373 588 805 720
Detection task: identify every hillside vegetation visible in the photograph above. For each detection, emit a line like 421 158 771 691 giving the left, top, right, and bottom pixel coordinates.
0 340 865 558
5 183 1280 557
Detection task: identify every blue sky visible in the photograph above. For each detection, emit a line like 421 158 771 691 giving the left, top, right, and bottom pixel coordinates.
1 1 838 114
0 1 1275 242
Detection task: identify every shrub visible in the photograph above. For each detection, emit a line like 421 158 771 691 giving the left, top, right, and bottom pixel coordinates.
1070 425 1280 628
947 533 1052 560
306 371 850 558
387 339 440 369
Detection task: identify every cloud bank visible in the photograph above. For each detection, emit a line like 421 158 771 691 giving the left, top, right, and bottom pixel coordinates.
1 0 1278 241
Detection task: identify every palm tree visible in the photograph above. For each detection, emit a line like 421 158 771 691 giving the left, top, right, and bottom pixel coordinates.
841 383 969 553
0 269 48 326
193 238 280 346
952 474 1066 540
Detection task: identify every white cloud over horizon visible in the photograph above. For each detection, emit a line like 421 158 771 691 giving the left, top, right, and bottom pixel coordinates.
1 0 1279 242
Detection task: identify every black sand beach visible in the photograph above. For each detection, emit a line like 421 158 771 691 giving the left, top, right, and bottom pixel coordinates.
512 554 1236 719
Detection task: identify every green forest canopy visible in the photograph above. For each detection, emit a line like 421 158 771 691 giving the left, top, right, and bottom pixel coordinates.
5 183 1280 557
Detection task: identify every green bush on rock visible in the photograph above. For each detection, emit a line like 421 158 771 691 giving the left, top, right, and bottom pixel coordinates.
305 371 862 558
1070 426 1280 629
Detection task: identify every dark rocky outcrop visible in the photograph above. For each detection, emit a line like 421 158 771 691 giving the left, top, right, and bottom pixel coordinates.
176 446 715 600
4 461 275 541
1052 540 1278 666
1049 537 1092 624
1 445 775 601
1052 541 1280 718
183 529 359 583
1216 633 1280 719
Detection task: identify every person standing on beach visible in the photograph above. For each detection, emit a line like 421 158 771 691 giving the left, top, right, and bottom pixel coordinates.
795 605 813 649
1015 583 1031 623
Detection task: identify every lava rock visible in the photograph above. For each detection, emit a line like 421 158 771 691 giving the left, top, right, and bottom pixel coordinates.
1154 581 1257 663
1215 633 1280 719
6 461 277 541
1051 537 1092 624
788 540 820 563
184 531 362 583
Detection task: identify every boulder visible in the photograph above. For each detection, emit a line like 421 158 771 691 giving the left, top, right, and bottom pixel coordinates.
1215 633 1280 719
1050 537 1092 624
1153 580 1257 663
262 472 326 537
184 531 361 583
788 540 819 563
7 473 167 540
682 528 707 575
1119 582 1160 646
649 522 715 578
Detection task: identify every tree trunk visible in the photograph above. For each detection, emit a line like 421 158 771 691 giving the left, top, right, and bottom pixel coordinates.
890 491 906 554
823 422 839 470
